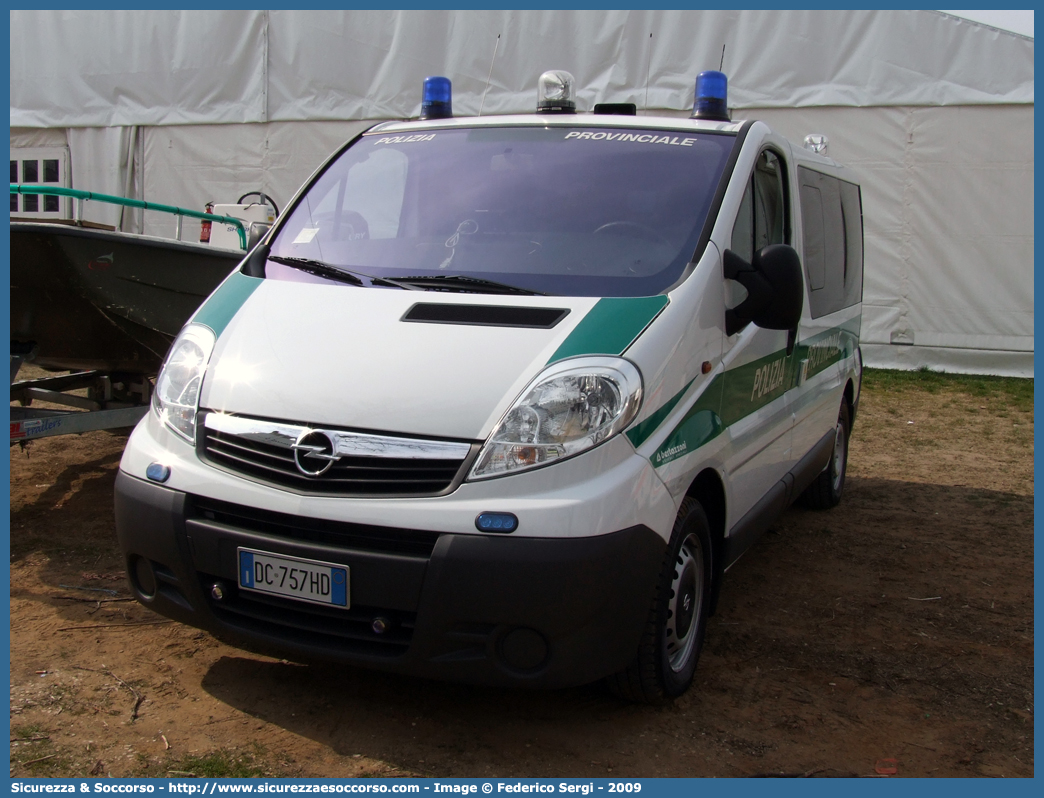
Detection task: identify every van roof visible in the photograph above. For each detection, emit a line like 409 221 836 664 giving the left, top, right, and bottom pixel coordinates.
366 113 746 136
367 113 852 178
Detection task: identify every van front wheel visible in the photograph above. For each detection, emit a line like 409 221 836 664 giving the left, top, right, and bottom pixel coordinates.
607 498 713 703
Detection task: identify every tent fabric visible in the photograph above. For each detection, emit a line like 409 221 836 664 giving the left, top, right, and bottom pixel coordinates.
8 11 1034 377
65 127 139 229
861 344 1031 377
11 10 1034 129
745 105 1033 377
11 10 266 129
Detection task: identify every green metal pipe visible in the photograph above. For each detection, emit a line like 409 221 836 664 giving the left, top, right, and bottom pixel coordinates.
10 184 248 250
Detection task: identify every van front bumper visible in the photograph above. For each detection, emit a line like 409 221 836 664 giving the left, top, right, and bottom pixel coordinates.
115 470 666 689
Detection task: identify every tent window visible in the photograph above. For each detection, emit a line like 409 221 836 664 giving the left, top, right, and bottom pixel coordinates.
10 146 69 219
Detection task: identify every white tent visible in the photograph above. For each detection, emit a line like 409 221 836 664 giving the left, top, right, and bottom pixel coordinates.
10 10 1034 376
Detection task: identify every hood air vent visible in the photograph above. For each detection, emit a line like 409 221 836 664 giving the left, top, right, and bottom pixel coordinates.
402 304 570 329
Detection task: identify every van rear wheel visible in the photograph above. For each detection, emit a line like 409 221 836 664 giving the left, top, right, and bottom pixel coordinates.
607 498 713 704
798 401 851 510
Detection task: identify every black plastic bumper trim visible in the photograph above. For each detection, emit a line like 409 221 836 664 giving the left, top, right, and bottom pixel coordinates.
114 471 665 689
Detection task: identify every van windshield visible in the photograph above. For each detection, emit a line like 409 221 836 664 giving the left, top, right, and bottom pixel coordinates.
267 126 736 297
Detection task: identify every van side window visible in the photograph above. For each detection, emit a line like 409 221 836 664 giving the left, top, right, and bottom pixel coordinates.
799 183 826 291
730 150 787 264
753 151 786 250
730 181 754 262
839 180 864 309
799 167 862 317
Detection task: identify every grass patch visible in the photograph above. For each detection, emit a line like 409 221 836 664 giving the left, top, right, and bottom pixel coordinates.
862 368 1033 413
11 723 49 740
167 747 273 778
10 723 62 776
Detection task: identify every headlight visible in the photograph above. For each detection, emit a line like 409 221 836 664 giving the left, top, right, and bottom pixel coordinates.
152 324 216 442
469 357 643 480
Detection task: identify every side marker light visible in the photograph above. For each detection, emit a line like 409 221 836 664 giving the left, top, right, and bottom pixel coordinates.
146 463 171 483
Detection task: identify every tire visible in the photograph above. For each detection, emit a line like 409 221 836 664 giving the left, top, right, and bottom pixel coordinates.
798 401 851 510
607 498 713 704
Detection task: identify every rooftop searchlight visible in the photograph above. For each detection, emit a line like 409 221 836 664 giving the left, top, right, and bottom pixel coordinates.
420 76 453 120
690 70 730 122
536 70 577 114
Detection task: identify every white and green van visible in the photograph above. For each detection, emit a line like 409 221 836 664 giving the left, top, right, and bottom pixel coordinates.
115 72 862 702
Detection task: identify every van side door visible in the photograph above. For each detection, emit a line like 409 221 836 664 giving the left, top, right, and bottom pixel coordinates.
790 168 864 461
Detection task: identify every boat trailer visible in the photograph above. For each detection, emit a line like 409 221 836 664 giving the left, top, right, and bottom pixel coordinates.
10 349 152 445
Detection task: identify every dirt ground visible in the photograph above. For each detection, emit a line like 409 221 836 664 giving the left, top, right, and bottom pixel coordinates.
9 370 1034 778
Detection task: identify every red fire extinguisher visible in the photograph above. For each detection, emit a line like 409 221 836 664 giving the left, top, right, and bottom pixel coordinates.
200 202 213 243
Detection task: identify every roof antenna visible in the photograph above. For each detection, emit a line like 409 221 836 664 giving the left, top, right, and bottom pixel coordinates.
643 33 653 112
479 34 501 116
719 43 726 71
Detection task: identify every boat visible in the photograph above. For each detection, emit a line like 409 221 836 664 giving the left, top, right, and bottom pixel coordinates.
11 219 244 374
10 185 262 442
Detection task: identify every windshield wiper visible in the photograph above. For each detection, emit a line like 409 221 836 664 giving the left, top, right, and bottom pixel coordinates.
393 274 546 296
268 256 364 286
267 256 416 290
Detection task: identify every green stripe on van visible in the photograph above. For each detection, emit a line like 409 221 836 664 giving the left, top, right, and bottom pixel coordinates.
793 322 861 382
652 376 725 466
640 321 860 468
718 348 798 427
626 376 696 448
191 270 262 338
548 296 669 363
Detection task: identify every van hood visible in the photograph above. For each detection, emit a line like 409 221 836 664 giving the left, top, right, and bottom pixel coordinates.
197 277 667 441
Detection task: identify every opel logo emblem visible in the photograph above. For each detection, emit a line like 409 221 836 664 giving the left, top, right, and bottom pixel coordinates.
291 430 339 476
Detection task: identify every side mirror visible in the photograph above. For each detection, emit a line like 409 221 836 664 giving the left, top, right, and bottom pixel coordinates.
247 221 273 251
723 244 804 337
241 243 269 278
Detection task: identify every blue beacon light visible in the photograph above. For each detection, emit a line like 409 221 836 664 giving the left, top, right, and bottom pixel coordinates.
475 512 519 533
420 76 453 120
691 70 730 122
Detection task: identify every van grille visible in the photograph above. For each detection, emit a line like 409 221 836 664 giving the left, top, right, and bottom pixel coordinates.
199 411 474 497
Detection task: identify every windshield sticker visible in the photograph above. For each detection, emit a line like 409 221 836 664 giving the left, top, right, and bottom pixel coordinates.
292 227 320 244
563 131 698 146
373 134 437 145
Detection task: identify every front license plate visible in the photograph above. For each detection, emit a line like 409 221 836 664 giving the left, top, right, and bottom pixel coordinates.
238 548 349 609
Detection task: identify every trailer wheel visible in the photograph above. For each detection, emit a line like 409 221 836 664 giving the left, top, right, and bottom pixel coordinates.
607 498 713 704
799 401 851 510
